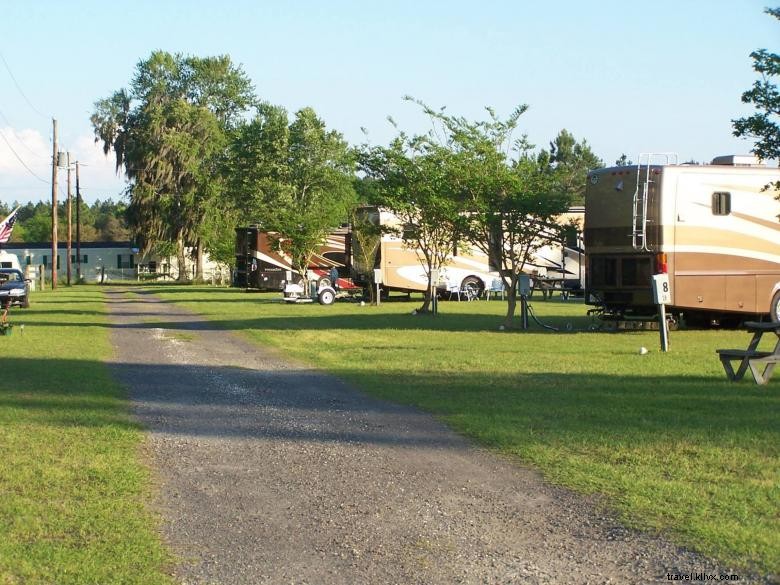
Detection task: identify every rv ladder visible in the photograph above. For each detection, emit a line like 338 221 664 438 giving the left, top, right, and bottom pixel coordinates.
631 153 677 251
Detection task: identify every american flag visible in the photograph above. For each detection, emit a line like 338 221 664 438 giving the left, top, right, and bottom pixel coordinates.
0 207 20 244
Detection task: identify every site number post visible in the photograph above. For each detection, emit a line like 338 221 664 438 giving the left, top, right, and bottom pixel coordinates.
374 269 383 306
651 274 671 352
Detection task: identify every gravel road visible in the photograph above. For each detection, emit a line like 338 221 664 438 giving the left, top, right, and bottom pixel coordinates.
105 288 767 585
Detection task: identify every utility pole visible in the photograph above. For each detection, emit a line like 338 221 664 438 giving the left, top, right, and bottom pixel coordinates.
66 152 72 286
50 119 58 289
76 162 81 281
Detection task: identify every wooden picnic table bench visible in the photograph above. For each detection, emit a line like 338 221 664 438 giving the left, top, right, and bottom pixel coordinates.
531 277 571 300
716 321 780 385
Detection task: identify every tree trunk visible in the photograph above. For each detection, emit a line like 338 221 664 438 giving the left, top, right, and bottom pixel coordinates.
194 241 204 282
419 288 432 313
294 256 310 297
418 263 435 313
176 231 187 281
503 276 518 328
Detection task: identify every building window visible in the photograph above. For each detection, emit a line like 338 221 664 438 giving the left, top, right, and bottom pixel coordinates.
25 255 31 266
712 192 731 216
71 254 88 264
117 254 135 269
42 255 61 268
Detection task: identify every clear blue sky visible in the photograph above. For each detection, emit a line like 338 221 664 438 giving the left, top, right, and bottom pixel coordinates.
0 0 777 205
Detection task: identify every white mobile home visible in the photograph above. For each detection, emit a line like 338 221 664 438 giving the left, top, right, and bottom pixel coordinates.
0 241 137 282
0 241 225 283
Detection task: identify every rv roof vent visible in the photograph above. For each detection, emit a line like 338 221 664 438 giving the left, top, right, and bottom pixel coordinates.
710 155 764 167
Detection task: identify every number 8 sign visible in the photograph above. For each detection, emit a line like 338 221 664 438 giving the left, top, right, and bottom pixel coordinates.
651 274 672 305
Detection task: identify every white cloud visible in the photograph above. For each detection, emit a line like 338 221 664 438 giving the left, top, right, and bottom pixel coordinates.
71 135 129 201
0 127 127 204
0 126 50 178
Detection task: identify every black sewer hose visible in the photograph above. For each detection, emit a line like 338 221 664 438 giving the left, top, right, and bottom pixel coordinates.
525 301 560 332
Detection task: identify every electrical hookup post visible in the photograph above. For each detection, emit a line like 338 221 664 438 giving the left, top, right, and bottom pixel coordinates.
374 269 383 307
651 273 672 352
519 274 531 330
430 269 439 316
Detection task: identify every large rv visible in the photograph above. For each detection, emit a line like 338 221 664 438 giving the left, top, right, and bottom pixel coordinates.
584 154 780 324
234 226 356 291
352 206 585 297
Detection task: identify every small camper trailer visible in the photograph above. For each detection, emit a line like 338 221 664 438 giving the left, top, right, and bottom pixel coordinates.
584 154 780 325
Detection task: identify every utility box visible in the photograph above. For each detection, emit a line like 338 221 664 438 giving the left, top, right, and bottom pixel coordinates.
519 274 532 297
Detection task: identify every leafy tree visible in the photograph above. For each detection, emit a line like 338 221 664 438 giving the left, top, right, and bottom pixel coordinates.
5 202 57 242
350 177 388 304
349 207 382 304
91 51 255 279
227 104 356 288
198 204 242 272
225 102 290 222
360 133 465 313
732 7 780 193
412 103 571 327
615 154 633 167
541 129 603 204
7 199 131 243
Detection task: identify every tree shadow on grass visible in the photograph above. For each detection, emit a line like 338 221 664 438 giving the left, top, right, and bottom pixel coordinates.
1 358 776 450
18 313 594 333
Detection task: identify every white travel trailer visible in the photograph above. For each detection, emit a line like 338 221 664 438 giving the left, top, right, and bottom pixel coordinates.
0 250 21 271
585 154 780 325
352 206 584 298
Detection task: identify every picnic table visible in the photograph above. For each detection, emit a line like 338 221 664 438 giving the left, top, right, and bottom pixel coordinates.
716 321 780 385
531 277 569 300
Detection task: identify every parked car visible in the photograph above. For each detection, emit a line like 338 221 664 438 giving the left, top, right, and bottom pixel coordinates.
0 268 30 308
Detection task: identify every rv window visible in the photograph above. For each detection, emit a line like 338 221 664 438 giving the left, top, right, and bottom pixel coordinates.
590 257 617 287
712 192 731 216
621 257 652 286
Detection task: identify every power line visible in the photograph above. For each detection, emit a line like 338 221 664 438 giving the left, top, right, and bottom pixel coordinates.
0 51 48 119
0 105 47 160
0 127 49 183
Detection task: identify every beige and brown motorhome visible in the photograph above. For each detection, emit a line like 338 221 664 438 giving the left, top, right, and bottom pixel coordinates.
352 206 585 298
351 207 497 297
585 154 780 325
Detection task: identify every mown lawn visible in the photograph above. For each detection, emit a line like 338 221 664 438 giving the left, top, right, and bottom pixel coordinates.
0 287 172 585
147 284 779 576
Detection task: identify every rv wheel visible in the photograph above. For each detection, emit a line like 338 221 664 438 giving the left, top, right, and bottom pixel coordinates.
771 291 780 322
318 287 336 305
461 276 483 300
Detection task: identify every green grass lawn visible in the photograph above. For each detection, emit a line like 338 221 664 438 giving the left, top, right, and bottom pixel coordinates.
0 287 172 585
147 285 779 576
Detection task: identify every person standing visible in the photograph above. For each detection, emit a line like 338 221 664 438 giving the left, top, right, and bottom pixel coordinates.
329 265 339 290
